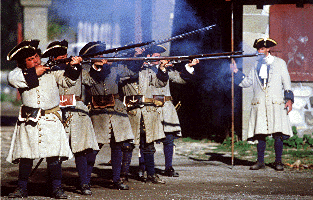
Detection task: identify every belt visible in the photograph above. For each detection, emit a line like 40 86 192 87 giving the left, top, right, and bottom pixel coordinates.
125 95 172 107
41 106 61 116
41 106 62 123
92 94 119 109
19 106 62 124
146 96 173 102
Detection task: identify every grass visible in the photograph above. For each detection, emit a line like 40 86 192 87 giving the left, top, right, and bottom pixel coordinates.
1 93 22 106
177 134 313 171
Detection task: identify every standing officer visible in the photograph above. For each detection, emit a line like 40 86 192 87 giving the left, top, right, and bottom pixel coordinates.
6 40 82 199
80 41 135 190
230 38 294 171
120 48 169 184
42 40 99 195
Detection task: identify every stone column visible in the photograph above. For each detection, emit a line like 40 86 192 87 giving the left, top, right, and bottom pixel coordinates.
20 0 51 50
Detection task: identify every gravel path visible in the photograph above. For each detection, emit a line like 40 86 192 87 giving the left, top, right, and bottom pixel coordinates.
1 126 313 199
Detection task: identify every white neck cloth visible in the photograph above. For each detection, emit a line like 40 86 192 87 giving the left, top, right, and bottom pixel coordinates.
259 54 274 79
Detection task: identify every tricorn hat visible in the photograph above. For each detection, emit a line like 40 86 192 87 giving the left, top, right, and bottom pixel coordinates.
79 41 106 56
145 45 167 55
7 40 40 61
42 40 68 58
253 38 277 49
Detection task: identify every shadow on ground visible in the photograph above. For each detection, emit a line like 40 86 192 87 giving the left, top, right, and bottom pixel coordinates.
186 152 255 166
1 167 115 197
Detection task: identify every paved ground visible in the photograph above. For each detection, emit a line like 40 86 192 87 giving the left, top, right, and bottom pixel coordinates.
1 124 313 199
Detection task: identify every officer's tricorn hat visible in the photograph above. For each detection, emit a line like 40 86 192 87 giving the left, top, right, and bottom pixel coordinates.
41 40 68 58
7 40 40 61
145 45 167 55
253 38 277 49
79 41 106 56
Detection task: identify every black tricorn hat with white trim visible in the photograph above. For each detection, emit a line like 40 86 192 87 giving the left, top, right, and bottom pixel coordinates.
145 45 167 55
7 40 40 61
253 38 277 49
41 40 68 58
79 41 106 56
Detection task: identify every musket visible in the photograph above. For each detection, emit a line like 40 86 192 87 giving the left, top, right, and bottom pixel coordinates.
86 51 260 63
116 24 216 57
45 41 153 67
197 53 261 60
46 24 216 68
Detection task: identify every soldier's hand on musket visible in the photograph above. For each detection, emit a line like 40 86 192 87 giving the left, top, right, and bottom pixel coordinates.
70 56 83 65
93 55 108 65
187 59 199 67
230 60 238 73
35 65 50 76
285 100 293 114
159 59 171 71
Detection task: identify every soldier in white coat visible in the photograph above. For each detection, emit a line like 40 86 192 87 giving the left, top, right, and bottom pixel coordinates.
79 41 134 190
42 40 99 195
136 45 199 177
230 38 294 171
120 48 169 184
6 40 82 199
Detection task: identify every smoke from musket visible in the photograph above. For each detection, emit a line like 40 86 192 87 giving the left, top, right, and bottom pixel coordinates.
49 0 205 55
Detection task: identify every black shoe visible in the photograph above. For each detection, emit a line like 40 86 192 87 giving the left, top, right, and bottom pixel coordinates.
52 187 67 199
120 174 129 183
164 167 179 177
8 187 28 198
250 161 265 170
274 161 284 171
113 181 129 190
81 184 92 195
146 174 165 184
138 170 146 182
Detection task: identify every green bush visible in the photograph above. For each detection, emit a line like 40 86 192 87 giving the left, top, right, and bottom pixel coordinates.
283 134 313 149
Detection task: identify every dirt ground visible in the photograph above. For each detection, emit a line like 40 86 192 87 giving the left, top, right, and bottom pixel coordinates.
1 124 313 200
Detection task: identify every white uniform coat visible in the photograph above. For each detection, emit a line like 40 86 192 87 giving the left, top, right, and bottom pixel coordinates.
7 68 74 163
153 67 189 134
238 56 293 139
83 63 134 144
121 64 168 144
59 73 99 154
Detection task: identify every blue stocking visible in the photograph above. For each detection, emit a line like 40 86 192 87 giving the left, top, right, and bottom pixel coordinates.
257 139 266 163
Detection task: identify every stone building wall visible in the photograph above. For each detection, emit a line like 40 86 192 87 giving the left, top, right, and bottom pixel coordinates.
20 0 51 50
289 82 313 137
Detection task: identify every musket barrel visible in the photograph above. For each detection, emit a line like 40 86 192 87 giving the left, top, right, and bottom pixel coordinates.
87 52 259 63
49 51 260 66
197 53 260 60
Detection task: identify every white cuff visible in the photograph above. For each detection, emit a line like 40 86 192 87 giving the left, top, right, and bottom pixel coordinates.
92 64 102 71
185 64 194 74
